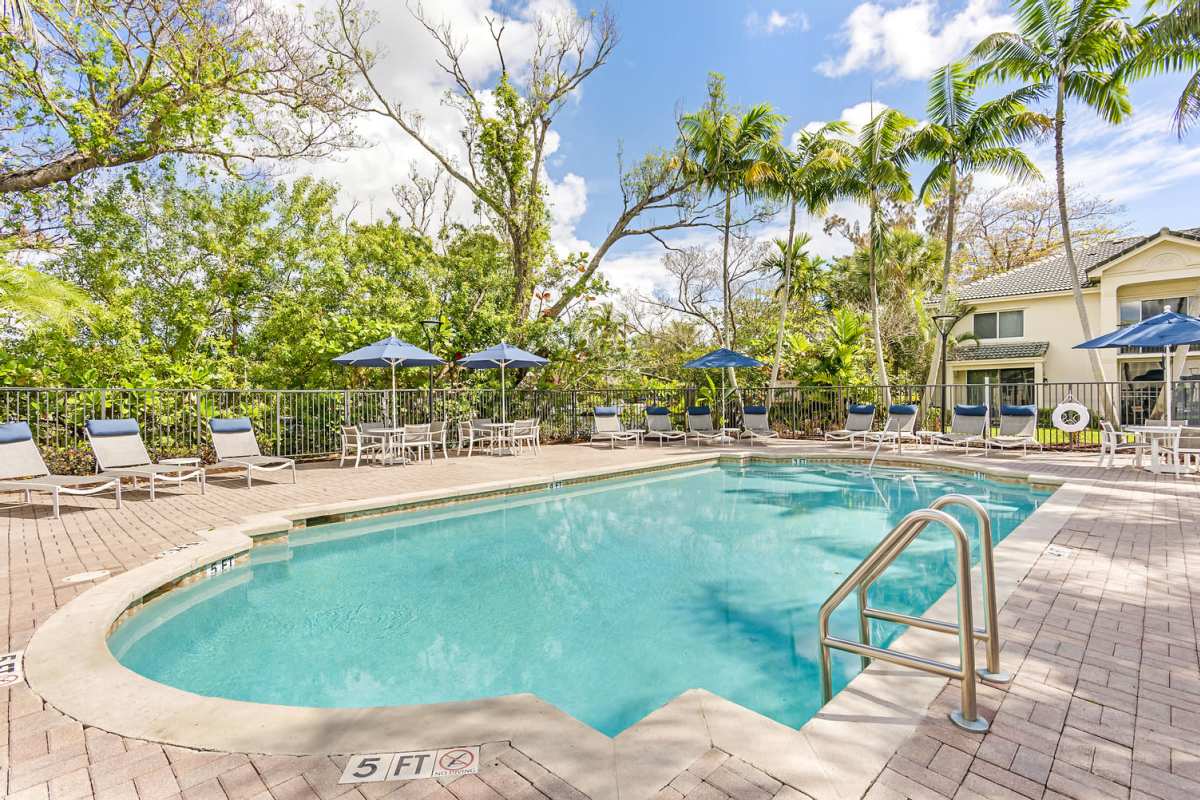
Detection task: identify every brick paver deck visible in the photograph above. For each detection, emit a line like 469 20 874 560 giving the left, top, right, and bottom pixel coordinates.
2 443 1197 800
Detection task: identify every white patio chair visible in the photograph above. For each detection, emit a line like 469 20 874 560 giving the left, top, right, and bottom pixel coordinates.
339 425 384 468
825 404 876 447
927 405 989 453
985 406 1044 456
861 404 920 450
1097 421 1148 468
510 418 541 454
591 407 641 448
0 422 122 518
739 405 779 446
686 406 726 446
403 423 434 462
85 418 205 499
644 407 686 446
457 418 493 457
429 420 450 459
207 418 296 486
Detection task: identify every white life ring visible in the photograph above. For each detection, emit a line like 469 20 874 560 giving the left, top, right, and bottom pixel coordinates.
1052 402 1090 433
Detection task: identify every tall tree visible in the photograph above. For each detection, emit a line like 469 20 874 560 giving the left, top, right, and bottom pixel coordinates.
917 61 1046 388
322 1 715 321
972 0 1136 401
679 73 782 394
1124 1 1200 135
763 122 850 401
836 108 919 398
0 0 356 199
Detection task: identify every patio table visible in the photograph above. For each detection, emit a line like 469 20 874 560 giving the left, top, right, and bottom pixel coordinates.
479 422 517 455
373 427 415 465
1125 425 1185 475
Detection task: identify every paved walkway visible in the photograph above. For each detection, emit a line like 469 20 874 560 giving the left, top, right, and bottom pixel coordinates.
2 443 1197 800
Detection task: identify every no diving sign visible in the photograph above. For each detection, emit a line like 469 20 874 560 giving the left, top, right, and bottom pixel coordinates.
339 746 480 784
0 651 25 687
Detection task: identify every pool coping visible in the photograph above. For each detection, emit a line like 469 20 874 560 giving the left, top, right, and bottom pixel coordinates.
24 447 1080 800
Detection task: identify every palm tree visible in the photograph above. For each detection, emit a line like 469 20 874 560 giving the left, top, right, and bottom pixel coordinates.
835 107 920 400
972 0 1136 401
763 122 851 401
1124 1 1200 136
917 61 1047 388
680 73 783 395
0 261 87 327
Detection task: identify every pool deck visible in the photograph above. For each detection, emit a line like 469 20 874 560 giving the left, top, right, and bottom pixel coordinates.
1 441 1198 800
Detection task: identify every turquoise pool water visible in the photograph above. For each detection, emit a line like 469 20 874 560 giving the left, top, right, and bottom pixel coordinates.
109 462 1048 736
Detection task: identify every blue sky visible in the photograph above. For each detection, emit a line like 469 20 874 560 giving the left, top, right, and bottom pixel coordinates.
313 0 1200 295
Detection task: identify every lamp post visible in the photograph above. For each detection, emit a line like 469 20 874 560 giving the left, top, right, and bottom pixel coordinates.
933 313 958 432
420 318 442 424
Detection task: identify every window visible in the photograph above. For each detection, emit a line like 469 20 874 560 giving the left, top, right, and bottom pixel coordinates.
1119 297 1188 326
965 368 1036 405
972 310 1024 339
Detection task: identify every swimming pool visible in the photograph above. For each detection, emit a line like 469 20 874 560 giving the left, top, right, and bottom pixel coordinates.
109 462 1048 736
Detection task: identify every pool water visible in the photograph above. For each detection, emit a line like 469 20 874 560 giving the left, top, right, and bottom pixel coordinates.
109 462 1048 736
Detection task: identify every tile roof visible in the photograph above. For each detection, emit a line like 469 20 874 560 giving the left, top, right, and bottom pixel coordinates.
955 227 1200 301
949 341 1050 362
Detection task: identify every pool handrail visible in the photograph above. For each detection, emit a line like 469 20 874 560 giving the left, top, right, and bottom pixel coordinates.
817 496 1004 733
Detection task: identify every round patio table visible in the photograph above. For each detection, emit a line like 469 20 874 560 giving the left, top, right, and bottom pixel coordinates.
1125 424 1184 475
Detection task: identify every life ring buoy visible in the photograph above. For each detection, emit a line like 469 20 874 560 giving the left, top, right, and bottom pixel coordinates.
1052 402 1090 433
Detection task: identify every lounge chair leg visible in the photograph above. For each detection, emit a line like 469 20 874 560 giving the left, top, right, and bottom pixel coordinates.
149 476 156 502
52 488 60 519
200 473 206 495
291 463 297 483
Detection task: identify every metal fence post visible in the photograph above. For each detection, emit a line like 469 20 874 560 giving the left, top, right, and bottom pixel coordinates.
274 391 282 457
570 390 578 440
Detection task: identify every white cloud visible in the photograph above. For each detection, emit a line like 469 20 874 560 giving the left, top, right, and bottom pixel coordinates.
744 9 810 36
798 99 891 140
817 0 1011 80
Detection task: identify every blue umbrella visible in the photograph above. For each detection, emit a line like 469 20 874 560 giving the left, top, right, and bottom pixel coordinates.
683 348 766 424
333 336 444 424
1075 311 1200 425
457 341 549 423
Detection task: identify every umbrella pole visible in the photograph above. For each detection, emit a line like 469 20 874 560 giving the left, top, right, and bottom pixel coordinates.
391 361 397 426
501 361 507 424
1166 346 1173 427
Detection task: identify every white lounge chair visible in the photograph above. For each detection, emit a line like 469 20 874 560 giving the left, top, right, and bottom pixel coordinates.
0 422 121 518
644 407 686 446
825 404 876 446
927 405 989 453
429 420 450 459
686 406 727 446
739 405 779 445
85 418 205 499
590 407 642 448
862 404 920 450
985 405 1044 456
510 418 541 454
207 417 296 486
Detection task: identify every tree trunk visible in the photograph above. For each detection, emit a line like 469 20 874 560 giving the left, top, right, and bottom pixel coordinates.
868 196 891 406
768 200 797 408
924 164 958 394
1054 78 1115 420
719 193 742 415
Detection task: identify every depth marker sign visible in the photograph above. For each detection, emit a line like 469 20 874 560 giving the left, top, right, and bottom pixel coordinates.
0 651 25 687
339 746 480 784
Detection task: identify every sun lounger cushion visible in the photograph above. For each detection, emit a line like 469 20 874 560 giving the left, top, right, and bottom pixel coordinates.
688 406 711 415
646 406 670 415
954 404 988 417
848 404 875 414
85 418 140 437
594 406 619 416
0 422 33 444
743 405 767 415
888 404 918 415
1000 405 1036 417
210 417 254 433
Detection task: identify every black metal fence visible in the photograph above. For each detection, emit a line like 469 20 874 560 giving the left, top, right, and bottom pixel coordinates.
3 381 1198 473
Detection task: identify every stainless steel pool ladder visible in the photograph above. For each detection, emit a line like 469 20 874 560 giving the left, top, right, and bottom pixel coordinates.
817 494 1010 732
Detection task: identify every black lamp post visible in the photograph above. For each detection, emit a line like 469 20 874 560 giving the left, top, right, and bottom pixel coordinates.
933 313 958 432
420 318 442 424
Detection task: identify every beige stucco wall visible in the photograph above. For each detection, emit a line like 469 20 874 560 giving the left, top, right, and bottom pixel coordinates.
948 236 1200 385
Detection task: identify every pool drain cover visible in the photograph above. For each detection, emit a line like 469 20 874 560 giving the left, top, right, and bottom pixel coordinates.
62 570 111 584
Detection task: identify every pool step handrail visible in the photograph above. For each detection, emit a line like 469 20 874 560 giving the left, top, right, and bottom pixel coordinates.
817 494 1007 733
